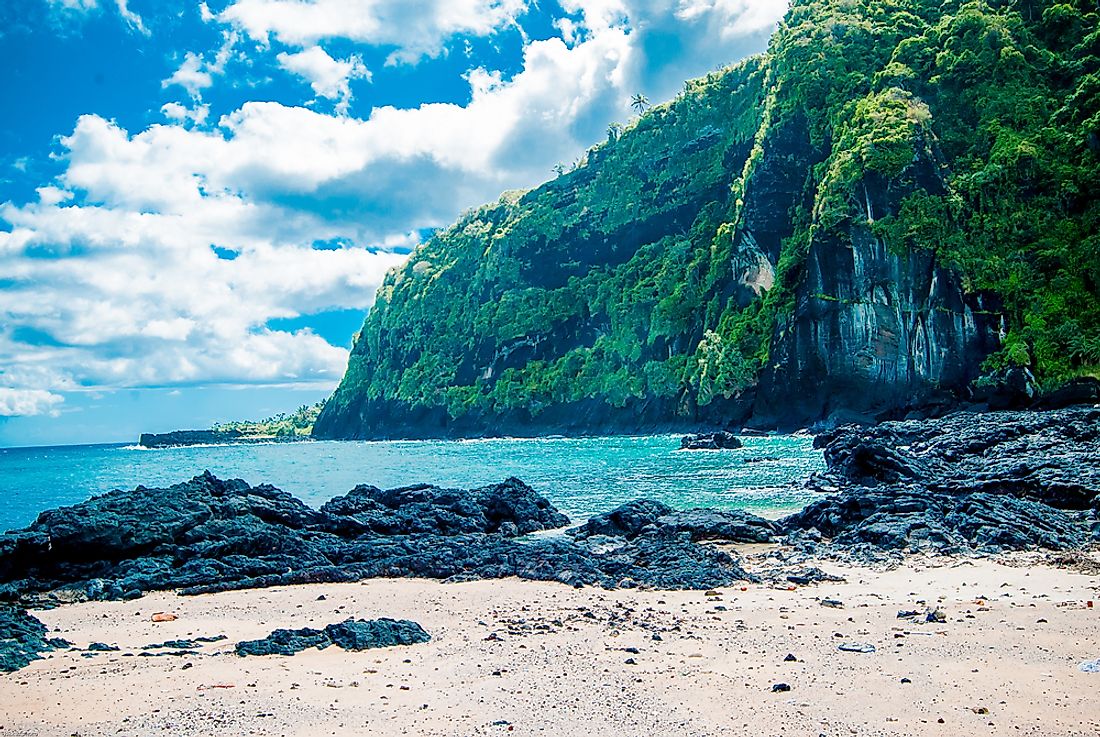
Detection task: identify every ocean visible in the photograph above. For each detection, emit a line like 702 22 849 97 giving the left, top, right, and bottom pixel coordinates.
0 434 825 533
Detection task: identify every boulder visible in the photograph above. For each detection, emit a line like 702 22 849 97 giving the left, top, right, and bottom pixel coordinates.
680 432 743 450
236 618 430 657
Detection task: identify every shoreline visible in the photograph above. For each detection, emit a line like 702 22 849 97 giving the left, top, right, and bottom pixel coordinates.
2 404 1098 734
2 551 1098 736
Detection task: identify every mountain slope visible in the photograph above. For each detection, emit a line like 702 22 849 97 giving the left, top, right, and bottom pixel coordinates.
315 0 1100 439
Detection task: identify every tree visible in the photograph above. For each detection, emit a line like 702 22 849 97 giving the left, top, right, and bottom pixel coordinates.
606 122 624 141
630 93 650 114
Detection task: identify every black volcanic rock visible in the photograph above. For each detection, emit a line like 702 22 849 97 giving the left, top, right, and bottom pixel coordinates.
0 474 756 609
571 499 674 539
0 606 69 673
138 430 243 448
319 477 568 537
235 618 430 657
655 509 778 544
782 406 1100 555
570 500 778 544
680 432 744 450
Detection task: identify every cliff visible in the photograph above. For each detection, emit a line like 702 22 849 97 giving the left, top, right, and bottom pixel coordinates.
315 0 1100 439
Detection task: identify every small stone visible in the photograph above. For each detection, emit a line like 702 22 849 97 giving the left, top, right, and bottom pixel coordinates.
771 683 791 692
784 653 798 662
838 642 875 654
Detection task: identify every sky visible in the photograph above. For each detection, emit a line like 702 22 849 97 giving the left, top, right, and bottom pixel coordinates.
0 0 786 447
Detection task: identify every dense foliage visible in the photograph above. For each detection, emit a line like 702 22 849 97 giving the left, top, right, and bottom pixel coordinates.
215 401 326 437
318 0 1100 435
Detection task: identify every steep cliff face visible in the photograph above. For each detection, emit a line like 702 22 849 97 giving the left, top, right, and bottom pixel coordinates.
315 0 1100 439
756 228 1001 425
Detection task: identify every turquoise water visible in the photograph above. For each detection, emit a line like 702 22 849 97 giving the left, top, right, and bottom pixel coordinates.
0 435 824 533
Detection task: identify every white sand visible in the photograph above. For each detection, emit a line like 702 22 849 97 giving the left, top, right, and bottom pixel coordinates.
2 553 1098 736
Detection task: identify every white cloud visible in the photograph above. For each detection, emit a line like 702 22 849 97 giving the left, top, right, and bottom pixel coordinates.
113 0 148 35
0 113 407 400
46 0 149 34
276 46 371 114
163 52 214 98
218 0 529 65
0 388 64 418
162 32 238 101
161 101 210 126
47 0 98 11
2 0 786 408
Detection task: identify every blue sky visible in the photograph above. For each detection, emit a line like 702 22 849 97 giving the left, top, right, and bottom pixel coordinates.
0 0 784 447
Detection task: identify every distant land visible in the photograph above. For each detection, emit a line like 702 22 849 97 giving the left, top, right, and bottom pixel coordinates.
137 402 324 448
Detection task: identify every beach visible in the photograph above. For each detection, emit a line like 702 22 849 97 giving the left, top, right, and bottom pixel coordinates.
2 551 1097 737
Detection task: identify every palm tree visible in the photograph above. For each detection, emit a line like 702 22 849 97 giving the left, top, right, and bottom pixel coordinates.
552 162 566 177
606 122 623 141
630 93 650 114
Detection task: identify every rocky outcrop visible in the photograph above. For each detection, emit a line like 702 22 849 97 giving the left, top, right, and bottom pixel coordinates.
782 406 1100 556
138 430 244 448
235 618 430 657
570 499 777 544
319 478 569 536
680 432 743 450
0 473 755 608
0 606 69 673
138 430 310 448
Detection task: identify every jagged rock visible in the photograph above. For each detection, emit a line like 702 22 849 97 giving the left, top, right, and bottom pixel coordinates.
680 432 743 450
653 509 778 543
235 618 430 656
0 475 755 606
324 618 431 651
319 477 566 537
0 606 69 672
784 407 1100 555
569 500 674 539
570 500 777 544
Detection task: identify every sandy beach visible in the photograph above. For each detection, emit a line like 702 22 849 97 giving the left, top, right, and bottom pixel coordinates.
1 551 1097 737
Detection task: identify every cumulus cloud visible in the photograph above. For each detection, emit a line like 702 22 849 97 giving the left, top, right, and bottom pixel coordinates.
218 0 529 65
0 388 64 418
162 32 238 102
3 0 786 408
161 101 210 126
277 46 371 114
0 114 407 401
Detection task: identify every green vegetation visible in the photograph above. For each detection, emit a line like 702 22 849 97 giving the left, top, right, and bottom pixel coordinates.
319 0 1100 434
215 401 326 438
